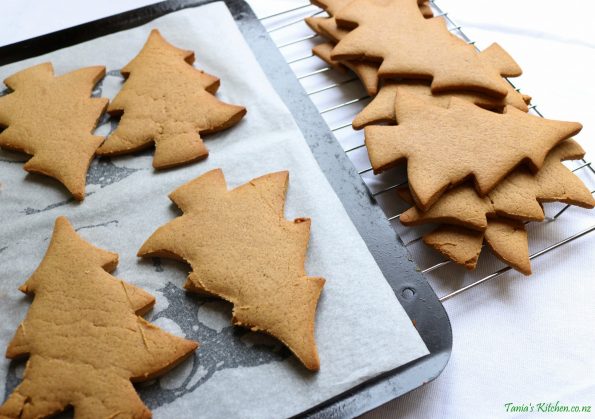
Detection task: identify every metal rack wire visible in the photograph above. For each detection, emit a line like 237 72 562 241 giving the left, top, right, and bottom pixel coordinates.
258 1 595 302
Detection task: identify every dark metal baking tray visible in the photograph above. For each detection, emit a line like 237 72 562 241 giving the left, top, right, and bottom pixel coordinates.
0 1 453 417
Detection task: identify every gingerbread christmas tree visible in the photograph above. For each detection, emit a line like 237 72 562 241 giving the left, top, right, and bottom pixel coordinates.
97 29 246 169
0 217 198 418
138 169 325 371
365 90 582 210
0 63 108 200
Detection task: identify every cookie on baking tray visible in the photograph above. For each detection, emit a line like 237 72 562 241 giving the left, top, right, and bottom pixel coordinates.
0 63 108 200
138 169 325 371
0 217 198 419
96 29 246 169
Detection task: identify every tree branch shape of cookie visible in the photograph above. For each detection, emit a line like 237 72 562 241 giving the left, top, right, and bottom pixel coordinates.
0 217 198 419
399 140 595 230
0 63 108 200
332 0 521 97
365 90 582 210
138 169 325 371
96 29 247 169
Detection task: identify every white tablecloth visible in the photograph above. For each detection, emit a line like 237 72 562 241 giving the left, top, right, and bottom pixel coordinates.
1 0 594 417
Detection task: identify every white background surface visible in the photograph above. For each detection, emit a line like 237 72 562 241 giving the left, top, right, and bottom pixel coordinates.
1 0 594 418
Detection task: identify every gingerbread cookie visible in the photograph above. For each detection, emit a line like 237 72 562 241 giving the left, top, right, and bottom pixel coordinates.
332 0 521 97
365 90 582 210
316 16 350 43
312 42 348 72
424 224 483 270
353 79 531 129
311 41 379 95
399 140 594 229
489 139 595 218
484 218 531 275
96 29 246 169
306 15 380 95
0 217 198 418
312 0 433 22
351 43 532 129
0 63 108 200
424 219 530 274
138 169 325 371
308 0 433 96
398 184 494 231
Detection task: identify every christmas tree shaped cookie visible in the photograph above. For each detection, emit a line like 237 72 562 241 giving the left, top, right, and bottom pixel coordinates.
138 169 325 371
365 90 581 210
97 29 246 169
399 140 595 229
307 0 433 95
0 63 108 200
332 0 521 97
424 219 531 274
0 217 198 419
398 188 531 273
352 78 531 130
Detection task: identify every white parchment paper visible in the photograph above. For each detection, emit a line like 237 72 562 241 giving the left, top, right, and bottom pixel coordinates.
0 2 429 417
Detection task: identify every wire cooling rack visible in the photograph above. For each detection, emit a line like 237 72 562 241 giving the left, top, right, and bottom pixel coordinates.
257 0 595 302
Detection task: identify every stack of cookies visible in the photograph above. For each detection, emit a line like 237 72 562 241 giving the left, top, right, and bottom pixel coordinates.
306 0 595 274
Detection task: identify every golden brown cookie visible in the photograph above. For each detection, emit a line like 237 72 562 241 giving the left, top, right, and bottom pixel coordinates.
305 16 326 35
316 17 350 43
424 219 530 274
308 0 434 96
332 0 521 97
365 90 582 210
352 43 532 128
0 217 198 419
96 29 246 169
311 0 353 15
312 42 348 72
306 15 380 96
138 169 325 371
311 41 379 95
0 63 108 200
399 140 594 229
312 0 433 19
399 185 494 231
484 218 531 275
352 79 531 129
423 224 484 270
489 139 595 218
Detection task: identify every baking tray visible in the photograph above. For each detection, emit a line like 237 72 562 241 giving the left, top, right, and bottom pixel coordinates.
0 0 452 417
